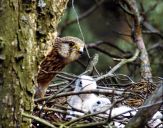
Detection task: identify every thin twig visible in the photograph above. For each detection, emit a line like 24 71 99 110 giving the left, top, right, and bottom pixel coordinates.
60 0 105 34
82 53 99 75
87 40 127 54
89 46 124 58
35 89 124 102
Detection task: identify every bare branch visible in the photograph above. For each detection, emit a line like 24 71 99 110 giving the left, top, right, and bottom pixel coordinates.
120 0 153 82
143 21 163 39
96 49 139 81
83 53 99 75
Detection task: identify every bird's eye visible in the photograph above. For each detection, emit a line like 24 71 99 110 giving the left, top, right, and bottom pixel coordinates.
83 47 86 52
93 109 96 112
69 42 74 47
79 81 82 87
97 101 101 104
71 114 75 116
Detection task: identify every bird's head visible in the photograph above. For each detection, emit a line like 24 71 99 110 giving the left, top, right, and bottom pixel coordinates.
74 75 97 92
55 36 85 63
90 97 111 113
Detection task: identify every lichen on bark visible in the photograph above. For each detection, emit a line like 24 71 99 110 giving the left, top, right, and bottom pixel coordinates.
0 0 69 127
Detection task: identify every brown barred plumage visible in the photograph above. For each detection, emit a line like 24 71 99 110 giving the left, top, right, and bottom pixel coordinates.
35 36 85 98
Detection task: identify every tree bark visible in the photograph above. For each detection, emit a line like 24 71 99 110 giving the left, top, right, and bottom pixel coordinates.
0 0 68 127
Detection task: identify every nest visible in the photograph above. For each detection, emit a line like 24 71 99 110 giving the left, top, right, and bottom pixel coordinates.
33 75 162 128
123 81 156 107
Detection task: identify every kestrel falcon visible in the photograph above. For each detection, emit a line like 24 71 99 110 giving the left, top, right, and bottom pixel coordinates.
35 36 85 98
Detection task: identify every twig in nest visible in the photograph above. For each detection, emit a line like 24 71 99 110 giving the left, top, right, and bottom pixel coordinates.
35 89 124 102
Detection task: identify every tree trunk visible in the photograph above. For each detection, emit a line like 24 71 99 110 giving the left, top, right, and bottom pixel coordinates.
0 0 68 127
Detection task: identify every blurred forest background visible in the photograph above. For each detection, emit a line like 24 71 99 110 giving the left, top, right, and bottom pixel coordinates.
58 0 163 81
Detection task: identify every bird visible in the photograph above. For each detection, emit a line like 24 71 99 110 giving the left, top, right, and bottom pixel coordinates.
88 99 163 128
74 75 97 100
66 75 97 119
88 96 111 113
82 94 98 113
66 95 83 120
35 36 85 98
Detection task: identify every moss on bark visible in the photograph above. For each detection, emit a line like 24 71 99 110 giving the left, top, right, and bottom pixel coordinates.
0 0 68 127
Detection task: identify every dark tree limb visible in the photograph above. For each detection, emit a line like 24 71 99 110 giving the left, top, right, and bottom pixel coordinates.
125 82 163 128
142 21 163 39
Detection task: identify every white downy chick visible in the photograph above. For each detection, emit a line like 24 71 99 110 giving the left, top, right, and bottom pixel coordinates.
107 106 136 128
148 111 163 128
89 96 111 113
66 75 97 119
66 95 83 120
107 106 136 117
74 75 97 100
83 95 163 128
89 100 139 127
82 94 98 112
108 106 162 128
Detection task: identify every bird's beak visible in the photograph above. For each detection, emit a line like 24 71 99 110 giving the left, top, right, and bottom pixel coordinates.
79 47 84 55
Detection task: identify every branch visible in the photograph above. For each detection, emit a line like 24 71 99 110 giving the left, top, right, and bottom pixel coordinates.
83 53 99 75
96 49 139 81
89 46 124 58
87 41 126 54
35 89 124 102
125 82 163 128
142 21 163 39
120 0 153 82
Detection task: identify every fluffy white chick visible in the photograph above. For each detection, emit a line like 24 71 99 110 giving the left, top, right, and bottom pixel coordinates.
66 75 97 119
74 75 97 100
110 107 163 128
90 102 133 117
148 111 163 128
66 95 83 120
107 106 136 117
90 98 163 128
82 94 98 112
88 99 135 128
89 96 111 113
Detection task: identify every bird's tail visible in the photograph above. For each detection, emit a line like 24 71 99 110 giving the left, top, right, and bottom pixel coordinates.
35 83 48 98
